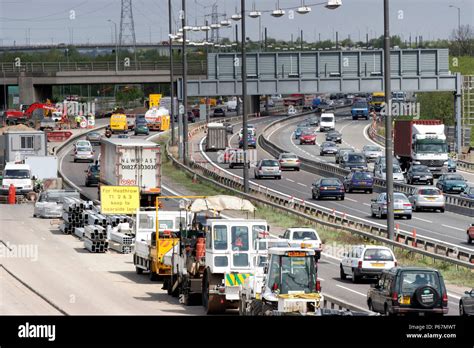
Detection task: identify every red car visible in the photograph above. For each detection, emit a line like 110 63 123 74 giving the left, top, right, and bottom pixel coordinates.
468 224 474 244
299 130 316 145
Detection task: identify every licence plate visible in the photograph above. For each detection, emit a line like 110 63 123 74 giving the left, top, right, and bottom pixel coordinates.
400 296 411 305
371 263 384 267
327 187 337 190
425 197 436 200
453 187 461 190
394 209 403 213
359 182 367 185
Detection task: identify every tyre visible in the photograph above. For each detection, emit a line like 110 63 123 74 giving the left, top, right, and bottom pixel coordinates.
340 196 345 201
249 300 263 316
340 265 346 280
352 269 360 283
277 176 281 180
468 235 473 244
149 270 158 281
135 266 143 275
439 207 445 213
460 302 466 316
73 159 77 163
229 164 234 169
312 192 316 200
296 167 300 171
406 214 412 220
368 189 373 194
371 210 376 218
85 182 90 187
367 300 374 312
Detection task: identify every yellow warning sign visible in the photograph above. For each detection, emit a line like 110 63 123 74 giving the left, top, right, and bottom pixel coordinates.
149 94 162 108
100 186 140 214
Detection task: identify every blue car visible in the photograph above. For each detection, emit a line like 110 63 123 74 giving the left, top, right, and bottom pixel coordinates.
461 186 474 199
343 170 374 193
312 178 345 200
351 101 369 120
239 135 256 149
436 173 467 194
448 158 457 172
294 126 306 139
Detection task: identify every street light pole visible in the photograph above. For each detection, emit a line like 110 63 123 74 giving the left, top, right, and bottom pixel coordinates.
241 0 249 193
384 0 394 240
169 0 175 145
182 0 189 165
449 5 461 56
108 19 118 73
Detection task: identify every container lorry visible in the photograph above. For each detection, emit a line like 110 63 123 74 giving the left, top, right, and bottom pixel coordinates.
100 138 162 206
394 120 449 176
206 123 228 151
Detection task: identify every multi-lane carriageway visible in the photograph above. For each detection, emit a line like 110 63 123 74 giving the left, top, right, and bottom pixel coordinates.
6 110 468 315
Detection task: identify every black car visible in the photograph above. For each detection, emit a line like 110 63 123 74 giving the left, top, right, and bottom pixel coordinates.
340 152 368 171
85 164 100 187
367 267 449 316
459 288 474 316
306 117 319 126
187 111 196 123
406 165 434 185
212 108 226 117
325 130 342 144
86 132 102 146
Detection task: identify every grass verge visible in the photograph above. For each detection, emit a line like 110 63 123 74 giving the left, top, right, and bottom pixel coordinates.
162 144 474 288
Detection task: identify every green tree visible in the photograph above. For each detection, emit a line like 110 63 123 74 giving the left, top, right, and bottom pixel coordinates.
417 92 455 126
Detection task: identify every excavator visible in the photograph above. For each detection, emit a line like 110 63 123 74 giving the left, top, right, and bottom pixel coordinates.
4 102 59 127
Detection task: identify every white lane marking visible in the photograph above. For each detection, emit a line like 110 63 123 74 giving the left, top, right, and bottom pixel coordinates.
441 224 465 232
413 217 432 223
363 203 371 206
448 293 461 300
319 278 325 281
322 252 342 262
344 197 358 202
297 182 307 187
336 285 367 297
198 135 474 251
286 178 295 183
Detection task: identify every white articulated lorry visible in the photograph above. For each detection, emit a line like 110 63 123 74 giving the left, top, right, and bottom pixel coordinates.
100 138 161 206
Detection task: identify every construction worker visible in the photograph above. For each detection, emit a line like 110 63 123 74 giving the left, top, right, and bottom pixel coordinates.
75 115 82 128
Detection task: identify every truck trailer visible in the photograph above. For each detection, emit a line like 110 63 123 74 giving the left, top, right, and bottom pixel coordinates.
206 123 228 151
394 120 448 176
100 138 162 206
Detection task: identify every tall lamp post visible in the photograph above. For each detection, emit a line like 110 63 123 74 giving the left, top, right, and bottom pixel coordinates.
383 0 395 240
182 0 189 165
241 0 249 193
168 0 175 145
107 19 118 73
449 5 461 56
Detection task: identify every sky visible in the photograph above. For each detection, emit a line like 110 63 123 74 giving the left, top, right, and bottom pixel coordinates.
0 0 472 46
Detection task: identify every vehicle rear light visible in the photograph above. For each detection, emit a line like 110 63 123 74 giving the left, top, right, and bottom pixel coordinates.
315 280 321 292
403 203 411 207
279 160 284 163
272 282 279 291
442 293 448 306
296 160 301 163
321 187 327 190
394 261 397 267
357 261 362 269
392 292 398 303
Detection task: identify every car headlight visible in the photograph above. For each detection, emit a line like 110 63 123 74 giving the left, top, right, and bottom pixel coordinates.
412 161 421 165
24 185 32 189
443 161 448 165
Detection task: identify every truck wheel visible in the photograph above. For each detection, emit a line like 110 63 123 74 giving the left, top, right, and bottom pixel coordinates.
135 266 143 275
149 270 159 281
262 303 274 316
202 272 225 314
249 300 263 316
239 296 246 316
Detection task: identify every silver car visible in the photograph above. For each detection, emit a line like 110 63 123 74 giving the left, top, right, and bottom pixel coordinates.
371 192 412 219
374 164 405 183
362 145 383 162
254 159 282 179
278 153 301 171
319 141 338 156
408 187 445 213
74 144 94 163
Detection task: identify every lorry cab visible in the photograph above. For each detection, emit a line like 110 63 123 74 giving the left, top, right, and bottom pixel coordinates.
1 162 34 195
204 219 268 274
370 92 385 111
110 113 128 133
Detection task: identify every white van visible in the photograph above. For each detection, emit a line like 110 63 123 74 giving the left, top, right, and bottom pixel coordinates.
1 162 34 195
319 113 335 132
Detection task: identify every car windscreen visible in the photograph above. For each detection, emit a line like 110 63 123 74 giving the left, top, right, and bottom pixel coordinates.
400 271 441 294
445 175 464 181
292 231 318 240
77 146 91 152
363 249 394 261
321 117 333 122
353 172 372 180
382 166 402 173
418 189 441 195
323 142 336 147
364 146 380 151
347 154 365 162
353 102 368 108
261 160 279 167
393 193 409 202
301 131 314 136
4 169 30 179
320 179 341 186
270 255 316 295
412 166 430 173
281 154 297 159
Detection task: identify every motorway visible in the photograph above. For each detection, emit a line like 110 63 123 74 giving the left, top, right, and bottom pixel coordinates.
187 112 470 314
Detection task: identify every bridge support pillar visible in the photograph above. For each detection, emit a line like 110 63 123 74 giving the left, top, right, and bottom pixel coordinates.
249 95 260 116
18 72 35 105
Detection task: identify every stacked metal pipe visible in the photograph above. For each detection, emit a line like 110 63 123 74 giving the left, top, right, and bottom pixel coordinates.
83 225 108 253
60 198 93 234
108 223 135 254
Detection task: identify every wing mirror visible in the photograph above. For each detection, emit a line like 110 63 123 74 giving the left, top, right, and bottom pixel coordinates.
371 198 377 202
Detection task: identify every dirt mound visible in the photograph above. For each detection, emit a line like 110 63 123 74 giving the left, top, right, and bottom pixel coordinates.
0 124 36 135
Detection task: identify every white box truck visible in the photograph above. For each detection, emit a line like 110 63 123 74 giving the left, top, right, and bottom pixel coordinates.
100 138 162 206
